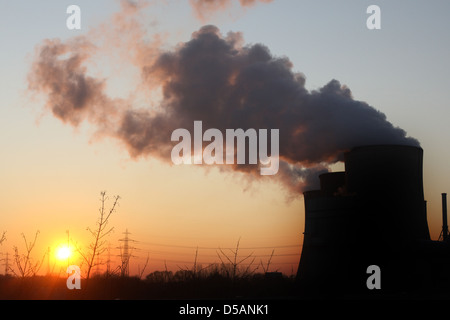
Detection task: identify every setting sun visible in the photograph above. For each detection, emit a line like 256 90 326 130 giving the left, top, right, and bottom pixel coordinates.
56 245 72 261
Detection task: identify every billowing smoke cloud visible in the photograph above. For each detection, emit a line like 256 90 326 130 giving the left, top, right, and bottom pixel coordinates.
189 0 273 21
27 38 121 131
28 15 419 195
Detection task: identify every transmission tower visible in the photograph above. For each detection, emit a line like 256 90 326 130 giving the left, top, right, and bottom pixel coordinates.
1 252 9 275
118 229 136 276
106 243 111 275
95 252 100 276
46 247 50 275
439 193 449 242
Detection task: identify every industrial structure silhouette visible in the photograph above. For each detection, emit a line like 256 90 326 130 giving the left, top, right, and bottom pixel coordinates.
297 145 450 294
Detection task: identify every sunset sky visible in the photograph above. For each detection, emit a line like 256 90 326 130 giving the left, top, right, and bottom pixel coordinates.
1 0 450 277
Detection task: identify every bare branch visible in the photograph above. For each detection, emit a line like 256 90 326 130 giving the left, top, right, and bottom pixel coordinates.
218 247 234 265
0 231 6 245
237 251 254 265
216 237 257 280
12 231 41 278
82 192 120 280
139 253 150 279
242 256 258 277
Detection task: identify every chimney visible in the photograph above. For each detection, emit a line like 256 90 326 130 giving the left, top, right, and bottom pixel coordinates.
442 193 448 242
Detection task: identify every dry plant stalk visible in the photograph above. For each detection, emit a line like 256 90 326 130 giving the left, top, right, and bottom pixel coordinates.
0 231 6 245
216 237 258 280
11 231 45 278
260 249 275 273
77 191 120 280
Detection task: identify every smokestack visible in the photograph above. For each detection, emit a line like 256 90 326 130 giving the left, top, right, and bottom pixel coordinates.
442 193 448 242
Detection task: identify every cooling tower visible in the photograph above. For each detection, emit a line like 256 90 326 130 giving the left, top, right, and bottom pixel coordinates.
345 145 430 243
296 145 434 294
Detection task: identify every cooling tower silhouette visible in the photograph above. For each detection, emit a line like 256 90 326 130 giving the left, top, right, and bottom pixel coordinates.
296 145 450 295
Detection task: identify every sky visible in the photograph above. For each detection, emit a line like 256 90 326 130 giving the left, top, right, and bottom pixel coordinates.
1 0 450 277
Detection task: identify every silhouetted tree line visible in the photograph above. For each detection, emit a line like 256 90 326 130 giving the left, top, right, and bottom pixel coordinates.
0 270 295 300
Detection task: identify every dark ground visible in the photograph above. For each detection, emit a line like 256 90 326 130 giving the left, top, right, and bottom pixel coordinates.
1 273 450 300
0 273 297 300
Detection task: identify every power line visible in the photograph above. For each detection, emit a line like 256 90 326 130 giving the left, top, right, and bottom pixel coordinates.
135 241 301 250
144 249 300 258
98 233 301 276
146 257 299 265
113 239 301 271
